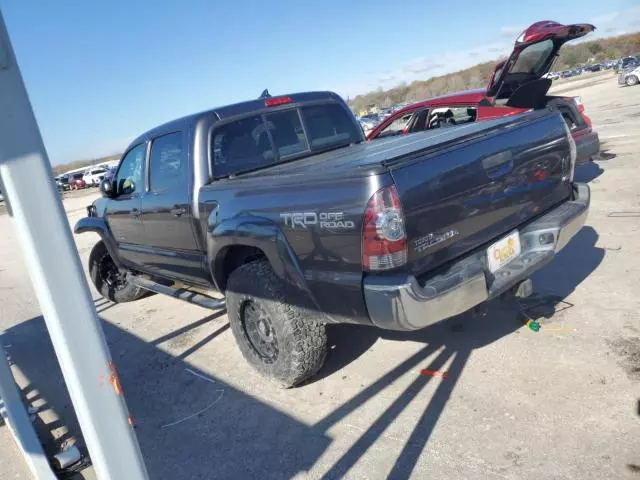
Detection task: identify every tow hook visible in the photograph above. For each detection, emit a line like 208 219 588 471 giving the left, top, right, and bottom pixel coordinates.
513 279 541 332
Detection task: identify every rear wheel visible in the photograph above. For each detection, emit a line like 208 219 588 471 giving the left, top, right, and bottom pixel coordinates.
89 241 146 303
626 75 639 86
225 260 327 388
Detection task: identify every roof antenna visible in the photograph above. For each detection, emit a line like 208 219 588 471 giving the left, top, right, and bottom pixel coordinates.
259 89 271 99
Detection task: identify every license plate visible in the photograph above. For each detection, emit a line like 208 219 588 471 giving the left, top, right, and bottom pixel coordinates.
487 230 521 273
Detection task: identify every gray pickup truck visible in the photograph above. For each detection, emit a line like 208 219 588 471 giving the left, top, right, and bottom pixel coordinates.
75 91 589 387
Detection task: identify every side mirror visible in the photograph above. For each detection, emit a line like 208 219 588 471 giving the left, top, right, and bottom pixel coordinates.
99 179 116 198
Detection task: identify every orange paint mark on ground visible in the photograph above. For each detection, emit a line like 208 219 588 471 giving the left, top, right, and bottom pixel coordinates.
420 369 449 379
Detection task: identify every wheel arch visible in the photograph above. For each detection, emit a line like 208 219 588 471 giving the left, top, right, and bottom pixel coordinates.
74 217 122 268
207 215 309 295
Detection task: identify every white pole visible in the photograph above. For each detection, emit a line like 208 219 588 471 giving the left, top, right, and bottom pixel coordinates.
0 9 148 480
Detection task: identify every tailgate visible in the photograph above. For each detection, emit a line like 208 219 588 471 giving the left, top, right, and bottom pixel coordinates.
389 112 573 276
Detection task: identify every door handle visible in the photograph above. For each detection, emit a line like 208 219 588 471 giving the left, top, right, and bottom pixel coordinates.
170 207 187 217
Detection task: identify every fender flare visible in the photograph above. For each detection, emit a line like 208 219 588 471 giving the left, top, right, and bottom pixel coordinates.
74 217 122 268
207 215 309 295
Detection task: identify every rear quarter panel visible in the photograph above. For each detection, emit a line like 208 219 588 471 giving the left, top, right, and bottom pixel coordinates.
199 172 390 324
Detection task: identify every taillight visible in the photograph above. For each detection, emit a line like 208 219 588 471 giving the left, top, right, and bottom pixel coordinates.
570 95 585 113
362 185 407 271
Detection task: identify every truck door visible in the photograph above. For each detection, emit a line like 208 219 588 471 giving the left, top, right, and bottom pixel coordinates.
105 143 147 267
139 131 208 285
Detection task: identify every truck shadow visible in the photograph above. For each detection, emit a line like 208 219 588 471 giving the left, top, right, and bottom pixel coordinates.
2 314 330 479
574 160 604 183
321 225 604 379
1 226 604 479
311 225 604 478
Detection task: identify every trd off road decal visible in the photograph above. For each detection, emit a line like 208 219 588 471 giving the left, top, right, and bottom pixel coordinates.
280 212 355 230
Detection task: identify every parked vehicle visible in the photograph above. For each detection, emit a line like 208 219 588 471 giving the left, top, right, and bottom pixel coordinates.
560 69 579 78
68 173 86 190
615 56 639 72
75 90 589 387
56 175 71 191
619 65 640 86
83 168 108 187
358 117 378 135
368 21 600 165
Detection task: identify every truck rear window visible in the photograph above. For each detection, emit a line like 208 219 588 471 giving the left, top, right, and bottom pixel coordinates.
211 103 360 177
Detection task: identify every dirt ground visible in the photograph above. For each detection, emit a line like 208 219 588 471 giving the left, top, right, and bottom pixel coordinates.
1 71 639 479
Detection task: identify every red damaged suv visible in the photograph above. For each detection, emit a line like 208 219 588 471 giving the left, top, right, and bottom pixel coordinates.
368 21 600 164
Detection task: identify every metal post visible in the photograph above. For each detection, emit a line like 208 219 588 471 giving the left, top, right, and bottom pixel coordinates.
0 9 148 480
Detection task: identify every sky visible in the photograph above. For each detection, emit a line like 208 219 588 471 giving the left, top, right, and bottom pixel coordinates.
2 0 640 165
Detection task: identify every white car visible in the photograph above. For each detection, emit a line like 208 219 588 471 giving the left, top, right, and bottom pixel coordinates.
619 65 640 86
83 168 107 187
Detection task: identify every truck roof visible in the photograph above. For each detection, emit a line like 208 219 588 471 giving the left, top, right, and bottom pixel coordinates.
129 91 346 148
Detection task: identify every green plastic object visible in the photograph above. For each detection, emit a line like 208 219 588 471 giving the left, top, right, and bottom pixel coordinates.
526 319 541 332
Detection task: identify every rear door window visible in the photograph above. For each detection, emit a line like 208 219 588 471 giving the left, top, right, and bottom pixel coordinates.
149 132 186 192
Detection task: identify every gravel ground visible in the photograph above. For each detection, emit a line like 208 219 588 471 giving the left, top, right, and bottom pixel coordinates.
0 74 639 479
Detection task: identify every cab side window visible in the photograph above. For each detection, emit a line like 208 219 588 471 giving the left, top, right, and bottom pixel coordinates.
149 132 185 192
115 143 146 195
377 113 414 139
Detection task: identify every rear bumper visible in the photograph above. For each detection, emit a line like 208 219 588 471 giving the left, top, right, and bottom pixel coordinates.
575 131 600 164
364 183 590 331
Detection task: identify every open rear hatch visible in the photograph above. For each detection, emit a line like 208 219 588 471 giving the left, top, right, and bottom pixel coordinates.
387 112 574 278
487 21 595 106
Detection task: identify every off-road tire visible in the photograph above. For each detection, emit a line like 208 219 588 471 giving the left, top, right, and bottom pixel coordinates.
226 260 327 388
89 241 146 303
626 75 639 86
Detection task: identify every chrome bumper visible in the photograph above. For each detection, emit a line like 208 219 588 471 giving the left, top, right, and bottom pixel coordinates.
364 183 590 331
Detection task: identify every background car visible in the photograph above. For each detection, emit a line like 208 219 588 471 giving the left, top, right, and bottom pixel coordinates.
83 167 107 187
619 65 640 86
103 166 117 182
56 175 71 191
367 21 599 165
615 56 640 73
68 173 86 190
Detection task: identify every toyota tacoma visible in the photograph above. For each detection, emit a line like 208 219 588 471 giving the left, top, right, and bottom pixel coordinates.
75 91 589 387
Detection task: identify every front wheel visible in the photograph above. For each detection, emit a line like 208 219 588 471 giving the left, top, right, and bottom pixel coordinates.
89 241 147 303
225 260 327 388
626 75 639 86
